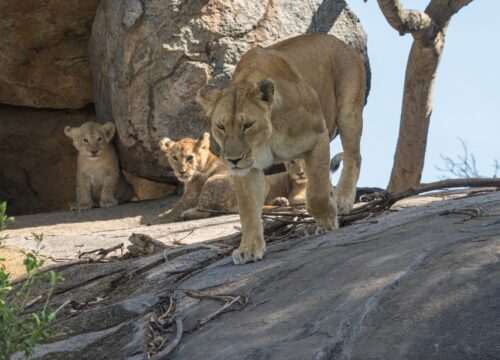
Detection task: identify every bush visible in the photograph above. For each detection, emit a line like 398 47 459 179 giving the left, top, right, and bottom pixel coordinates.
0 202 63 359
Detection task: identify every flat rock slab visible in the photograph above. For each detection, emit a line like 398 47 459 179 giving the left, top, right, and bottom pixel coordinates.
5 197 240 261
8 192 500 360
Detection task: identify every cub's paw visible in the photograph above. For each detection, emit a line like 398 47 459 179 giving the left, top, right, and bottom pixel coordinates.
232 245 266 265
99 197 119 208
271 197 290 207
155 209 180 224
336 196 354 215
70 201 93 212
181 208 210 220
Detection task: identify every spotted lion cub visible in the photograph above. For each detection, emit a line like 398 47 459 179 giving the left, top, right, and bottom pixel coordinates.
157 132 228 222
64 121 134 211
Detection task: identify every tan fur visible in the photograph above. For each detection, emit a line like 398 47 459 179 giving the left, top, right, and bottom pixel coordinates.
186 159 309 220
265 159 307 207
64 121 134 211
197 34 366 264
156 132 228 222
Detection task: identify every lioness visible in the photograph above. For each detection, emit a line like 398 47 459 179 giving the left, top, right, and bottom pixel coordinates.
197 34 366 264
65 121 134 211
157 132 228 222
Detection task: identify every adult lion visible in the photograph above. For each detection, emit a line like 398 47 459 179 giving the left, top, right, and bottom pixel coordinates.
197 34 366 265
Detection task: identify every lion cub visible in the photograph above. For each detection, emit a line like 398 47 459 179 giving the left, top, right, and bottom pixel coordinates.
173 158 310 221
65 121 133 211
157 132 228 222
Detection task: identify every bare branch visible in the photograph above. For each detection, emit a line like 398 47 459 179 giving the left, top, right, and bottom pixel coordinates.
377 0 435 39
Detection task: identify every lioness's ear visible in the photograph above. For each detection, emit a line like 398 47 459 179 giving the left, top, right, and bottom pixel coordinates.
196 86 222 116
159 137 175 152
258 78 275 105
195 132 210 150
64 126 77 139
101 122 116 142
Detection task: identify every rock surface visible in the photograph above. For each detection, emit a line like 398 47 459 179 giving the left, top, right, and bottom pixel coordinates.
0 0 99 109
6 191 499 359
89 0 369 182
0 105 95 215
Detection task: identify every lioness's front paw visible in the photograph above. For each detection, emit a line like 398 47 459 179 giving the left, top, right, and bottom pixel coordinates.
314 216 339 235
232 244 266 265
99 197 118 208
271 197 290 207
336 196 354 215
70 201 93 212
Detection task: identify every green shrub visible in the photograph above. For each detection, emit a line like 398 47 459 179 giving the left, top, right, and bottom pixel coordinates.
0 202 63 359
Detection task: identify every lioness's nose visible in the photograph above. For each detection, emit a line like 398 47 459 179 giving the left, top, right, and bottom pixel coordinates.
297 171 304 176
91 150 98 156
178 170 186 175
227 156 243 166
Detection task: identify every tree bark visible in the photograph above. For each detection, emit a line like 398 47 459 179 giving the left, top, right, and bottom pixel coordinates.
377 0 473 192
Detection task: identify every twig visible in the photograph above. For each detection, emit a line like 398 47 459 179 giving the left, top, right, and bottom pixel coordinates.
78 243 124 259
199 295 243 326
151 317 183 360
54 298 72 315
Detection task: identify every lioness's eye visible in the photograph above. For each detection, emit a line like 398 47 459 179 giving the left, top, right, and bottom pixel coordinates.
290 160 295 166
243 122 254 131
83 139 89 144
187 155 193 163
97 137 103 143
172 155 178 161
216 123 225 131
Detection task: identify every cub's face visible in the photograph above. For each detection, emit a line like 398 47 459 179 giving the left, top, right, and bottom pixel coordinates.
159 133 211 182
285 159 307 184
64 122 116 160
196 79 275 176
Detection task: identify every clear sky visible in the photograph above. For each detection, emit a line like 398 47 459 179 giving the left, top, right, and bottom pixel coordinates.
331 0 500 188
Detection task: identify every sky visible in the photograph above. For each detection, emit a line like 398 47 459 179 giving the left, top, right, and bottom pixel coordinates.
331 0 500 188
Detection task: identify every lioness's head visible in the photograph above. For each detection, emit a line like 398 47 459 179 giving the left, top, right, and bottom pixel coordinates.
64 122 116 160
285 159 307 184
196 79 275 176
159 132 212 182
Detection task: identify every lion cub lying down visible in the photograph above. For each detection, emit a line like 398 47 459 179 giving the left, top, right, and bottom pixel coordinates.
157 133 310 222
65 121 133 211
157 132 228 222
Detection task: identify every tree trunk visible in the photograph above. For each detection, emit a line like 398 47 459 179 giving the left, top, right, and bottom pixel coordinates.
377 0 473 192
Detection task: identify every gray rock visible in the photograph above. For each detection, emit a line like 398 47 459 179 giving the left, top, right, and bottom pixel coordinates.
89 0 369 182
12 192 500 359
0 0 99 109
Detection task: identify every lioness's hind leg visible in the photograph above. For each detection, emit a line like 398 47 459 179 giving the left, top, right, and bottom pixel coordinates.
303 132 338 232
335 109 362 215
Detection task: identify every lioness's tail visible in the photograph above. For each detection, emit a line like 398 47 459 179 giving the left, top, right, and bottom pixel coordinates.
330 152 344 173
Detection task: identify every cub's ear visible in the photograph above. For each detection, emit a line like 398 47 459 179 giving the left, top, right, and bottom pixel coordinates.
196 86 222 116
64 126 78 139
257 78 275 105
101 122 116 142
159 137 175 152
195 132 210 150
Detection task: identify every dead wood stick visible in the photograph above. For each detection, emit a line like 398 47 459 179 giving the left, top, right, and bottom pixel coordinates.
387 178 500 207
78 243 124 259
11 258 112 286
182 289 235 303
151 317 183 360
199 295 243 326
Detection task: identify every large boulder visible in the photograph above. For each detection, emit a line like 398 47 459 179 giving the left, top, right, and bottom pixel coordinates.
90 0 369 183
7 192 499 359
0 0 99 109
